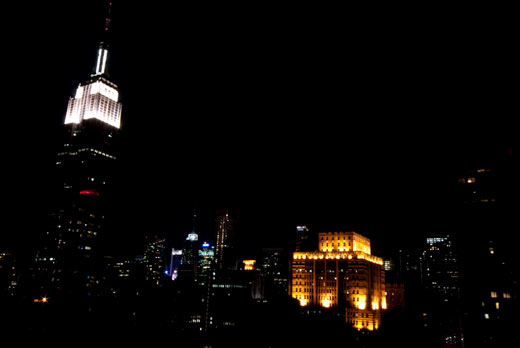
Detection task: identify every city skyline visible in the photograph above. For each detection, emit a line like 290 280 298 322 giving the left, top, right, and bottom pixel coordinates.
2 1 512 259
0 2 515 347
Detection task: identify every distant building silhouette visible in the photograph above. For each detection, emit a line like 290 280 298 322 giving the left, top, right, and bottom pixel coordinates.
455 162 516 347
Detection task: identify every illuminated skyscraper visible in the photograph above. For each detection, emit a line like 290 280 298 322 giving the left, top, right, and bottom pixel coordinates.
169 248 183 281
35 3 122 297
143 236 167 286
421 236 460 304
290 232 386 331
420 236 463 346
198 242 215 278
215 208 239 271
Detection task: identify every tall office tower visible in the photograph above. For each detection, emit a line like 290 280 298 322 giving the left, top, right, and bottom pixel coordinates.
457 168 497 205
290 232 386 331
421 236 460 304
183 208 200 267
182 230 200 281
420 236 462 346
215 208 239 271
455 161 516 347
143 236 167 286
198 242 215 278
35 2 122 297
169 249 183 281
260 248 288 300
0 251 17 297
295 225 316 251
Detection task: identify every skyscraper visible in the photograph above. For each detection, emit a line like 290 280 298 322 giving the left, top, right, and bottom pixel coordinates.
455 161 516 347
215 208 239 271
182 230 199 281
421 236 460 304
35 2 122 297
420 236 463 346
260 248 289 300
143 236 167 286
290 231 386 330
295 225 316 252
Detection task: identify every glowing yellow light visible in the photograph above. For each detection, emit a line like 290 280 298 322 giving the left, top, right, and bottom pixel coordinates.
41 297 48 303
357 295 367 310
242 260 256 271
299 299 308 307
321 298 331 308
381 297 387 310
371 301 379 310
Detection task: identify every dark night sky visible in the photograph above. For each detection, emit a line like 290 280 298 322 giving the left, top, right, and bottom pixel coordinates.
1 1 513 260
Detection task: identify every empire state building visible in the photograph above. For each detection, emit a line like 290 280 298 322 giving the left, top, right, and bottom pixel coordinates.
35 4 122 297
64 45 122 129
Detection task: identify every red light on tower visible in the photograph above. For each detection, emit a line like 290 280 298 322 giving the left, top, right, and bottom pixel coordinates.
79 190 100 196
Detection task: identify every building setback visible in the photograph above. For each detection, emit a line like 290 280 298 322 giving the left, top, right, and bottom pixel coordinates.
290 231 386 330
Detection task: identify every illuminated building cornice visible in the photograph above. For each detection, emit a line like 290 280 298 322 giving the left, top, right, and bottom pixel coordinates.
64 76 122 129
292 251 383 266
318 231 371 254
64 2 121 129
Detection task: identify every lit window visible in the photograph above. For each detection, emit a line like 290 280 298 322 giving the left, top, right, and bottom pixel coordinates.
503 292 511 299
489 248 494 254
484 313 489 319
495 302 499 310
490 291 498 298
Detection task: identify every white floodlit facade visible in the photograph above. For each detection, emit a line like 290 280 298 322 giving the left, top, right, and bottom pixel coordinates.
64 77 122 129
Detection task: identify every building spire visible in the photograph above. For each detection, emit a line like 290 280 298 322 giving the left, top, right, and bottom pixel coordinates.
186 207 199 241
93 1 113 77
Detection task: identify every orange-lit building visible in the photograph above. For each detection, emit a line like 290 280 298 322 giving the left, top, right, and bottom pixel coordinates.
290 232 386 330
